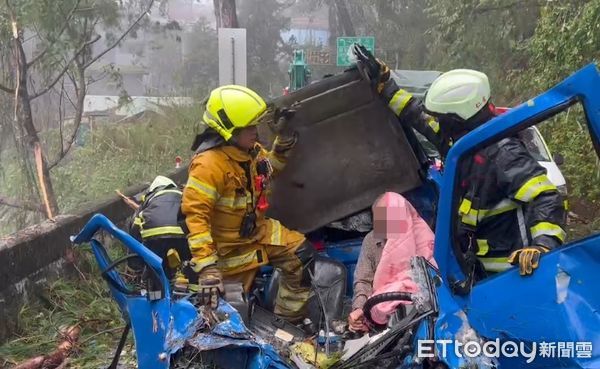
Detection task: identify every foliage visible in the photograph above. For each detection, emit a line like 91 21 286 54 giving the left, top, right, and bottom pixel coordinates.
518 1 600 204
173 19 219 98
424 0 540 104
52 106 199 213
0 244 135 368
347 1 431 69
516 1 600 95
0 105 200 236
238 0 292 97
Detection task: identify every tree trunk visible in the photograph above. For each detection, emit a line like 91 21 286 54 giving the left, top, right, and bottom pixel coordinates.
333 0 355 36
13 32 59 217
213 0 239 29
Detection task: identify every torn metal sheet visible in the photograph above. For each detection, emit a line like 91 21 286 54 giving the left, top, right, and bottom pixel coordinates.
261 69 423 233
187 299 291 369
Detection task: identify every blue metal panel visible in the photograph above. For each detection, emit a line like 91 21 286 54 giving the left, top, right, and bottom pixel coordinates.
71 213 170 297
127 297 171 369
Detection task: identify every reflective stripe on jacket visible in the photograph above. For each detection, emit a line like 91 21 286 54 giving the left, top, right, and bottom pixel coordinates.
180 142 303 262
385 85 567 267
130 188 185 241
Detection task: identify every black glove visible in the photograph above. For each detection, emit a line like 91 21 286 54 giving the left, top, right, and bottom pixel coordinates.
352 44 391 94
270 103 300 138
508 245 549 276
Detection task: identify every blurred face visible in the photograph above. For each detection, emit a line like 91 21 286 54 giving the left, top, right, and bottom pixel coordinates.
372 202 409 240
233 125 258 150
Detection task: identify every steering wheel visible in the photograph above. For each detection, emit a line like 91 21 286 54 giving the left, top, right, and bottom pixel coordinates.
362 292 413 329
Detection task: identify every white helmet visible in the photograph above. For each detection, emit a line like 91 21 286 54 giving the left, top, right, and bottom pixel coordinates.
425 69 490 121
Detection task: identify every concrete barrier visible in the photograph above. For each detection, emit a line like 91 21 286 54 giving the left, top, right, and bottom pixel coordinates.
0 168 187 343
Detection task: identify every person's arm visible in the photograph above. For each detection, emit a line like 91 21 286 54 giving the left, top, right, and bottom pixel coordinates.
259 137 297 176
180 154 223 269
381 80 446 153
352 232 378 311
496 139 566 249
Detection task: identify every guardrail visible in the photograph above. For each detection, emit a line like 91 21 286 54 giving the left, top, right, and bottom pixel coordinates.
0 168 187 343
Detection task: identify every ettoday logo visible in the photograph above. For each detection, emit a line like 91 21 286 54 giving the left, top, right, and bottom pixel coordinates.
418 339 593 363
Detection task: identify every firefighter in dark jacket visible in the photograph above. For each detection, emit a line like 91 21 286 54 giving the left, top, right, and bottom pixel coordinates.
129 175 194 283
356 46 566 276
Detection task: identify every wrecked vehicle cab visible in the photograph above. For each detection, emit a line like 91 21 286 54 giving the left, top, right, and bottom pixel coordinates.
71 62 600 369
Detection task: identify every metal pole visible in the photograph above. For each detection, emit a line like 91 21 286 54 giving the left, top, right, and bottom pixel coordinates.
231 37 235 84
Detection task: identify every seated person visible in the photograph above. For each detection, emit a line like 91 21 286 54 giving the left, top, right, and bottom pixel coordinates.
348 192 436 332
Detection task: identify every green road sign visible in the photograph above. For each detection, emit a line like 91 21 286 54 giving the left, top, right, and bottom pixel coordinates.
336 36 375 66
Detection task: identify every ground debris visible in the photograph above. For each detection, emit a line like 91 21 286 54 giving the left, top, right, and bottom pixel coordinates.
0 250 135 369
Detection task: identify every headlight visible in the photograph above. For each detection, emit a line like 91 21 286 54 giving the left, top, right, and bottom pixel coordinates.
557 184 568 197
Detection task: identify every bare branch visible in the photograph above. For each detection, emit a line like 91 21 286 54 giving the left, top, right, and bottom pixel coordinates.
0 194 44 213
31 35 100 100
0 83 14 93
48 60 86 170
58 79 65 156
84 0 155 69
28 0 82 67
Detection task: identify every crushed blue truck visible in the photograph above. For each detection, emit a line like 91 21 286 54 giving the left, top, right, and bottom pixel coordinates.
72 62 600 369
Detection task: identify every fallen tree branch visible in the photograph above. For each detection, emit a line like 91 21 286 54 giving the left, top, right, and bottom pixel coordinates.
12 325 81 369
116 190 140 210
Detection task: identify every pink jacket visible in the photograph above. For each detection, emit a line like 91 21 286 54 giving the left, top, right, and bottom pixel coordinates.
369 192 437 325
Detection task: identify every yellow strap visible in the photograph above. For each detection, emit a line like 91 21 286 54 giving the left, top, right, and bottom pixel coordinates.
427 116 440 133
186 176 219 200
270 219 282 245
563 200 569 211
459 198 472 214
140 226 184 238
166 248 182 269
388 89 412 116
514 175 557 202
476 239 489 256
530 222 566 242
133 215 144 226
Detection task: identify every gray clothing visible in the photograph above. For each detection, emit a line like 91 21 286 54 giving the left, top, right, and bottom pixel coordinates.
351 231 384 311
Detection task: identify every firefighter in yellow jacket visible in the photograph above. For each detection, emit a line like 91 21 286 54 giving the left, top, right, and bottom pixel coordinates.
180 85 315 322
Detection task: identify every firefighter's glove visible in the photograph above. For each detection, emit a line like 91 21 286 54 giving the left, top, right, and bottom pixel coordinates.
272 133 298 154
271 104 299 138
351 44 390 94
196 265 223 308
508 245 550 276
